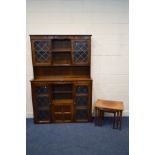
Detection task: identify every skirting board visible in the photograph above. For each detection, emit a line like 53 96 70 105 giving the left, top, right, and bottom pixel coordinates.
26 110 129 118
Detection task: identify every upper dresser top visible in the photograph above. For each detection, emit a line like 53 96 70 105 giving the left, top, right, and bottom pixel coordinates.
30 35 92 80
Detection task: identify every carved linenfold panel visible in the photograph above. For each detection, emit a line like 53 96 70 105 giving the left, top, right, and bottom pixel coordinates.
34 41 50 63
73 41 88 64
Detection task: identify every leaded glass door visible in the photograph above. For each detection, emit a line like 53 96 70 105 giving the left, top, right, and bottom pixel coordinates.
72 40 89 65
33 83 51 123
74 82 90 122
32 40 51 65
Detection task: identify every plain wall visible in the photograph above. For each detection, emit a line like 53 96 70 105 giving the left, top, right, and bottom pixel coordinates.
26 0 129 117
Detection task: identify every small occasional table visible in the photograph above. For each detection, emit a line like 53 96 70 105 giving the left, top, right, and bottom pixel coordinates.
95 99 124 129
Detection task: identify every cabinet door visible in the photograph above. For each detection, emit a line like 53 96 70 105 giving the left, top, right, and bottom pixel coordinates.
63 104 73 122
32 83 51 123
52 104 63 122
52 104 73 123
31 40 51 65
74 82 91 122
72 40 90 65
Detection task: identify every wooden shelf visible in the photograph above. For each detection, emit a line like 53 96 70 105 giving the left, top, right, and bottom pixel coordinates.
52 64 71 66
52 48 71 52
53 91 73 94
52 99 73 104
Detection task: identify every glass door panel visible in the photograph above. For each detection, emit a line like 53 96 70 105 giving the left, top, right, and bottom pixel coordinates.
72 40 89 65
32 40 51 65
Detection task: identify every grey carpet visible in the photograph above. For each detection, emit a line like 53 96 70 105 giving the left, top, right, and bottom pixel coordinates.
27 117 129 155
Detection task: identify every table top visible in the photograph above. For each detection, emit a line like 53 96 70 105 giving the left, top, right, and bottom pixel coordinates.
95 99 124 110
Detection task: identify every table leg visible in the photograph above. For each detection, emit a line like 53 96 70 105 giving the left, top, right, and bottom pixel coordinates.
99 109 101 126
97 108 100 125
101 110 104 126
95 107 97 126
103 111 104 124
113 112 116 128
116 111 119 129
120 110 122 130
96 108 98 125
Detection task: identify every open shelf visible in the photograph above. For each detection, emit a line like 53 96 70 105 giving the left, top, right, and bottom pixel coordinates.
52 52 71 65
53 93 73 100
34 66 90 78
52 39 71 65
52 83 73 91
52 39 71 49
